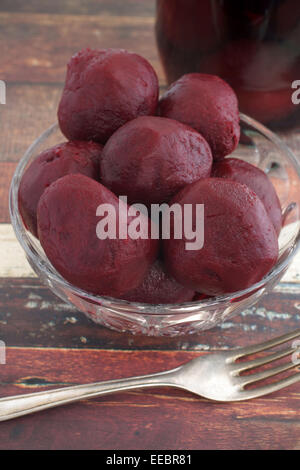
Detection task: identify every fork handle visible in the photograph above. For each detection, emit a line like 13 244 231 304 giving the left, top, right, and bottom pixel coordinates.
0 370 178 421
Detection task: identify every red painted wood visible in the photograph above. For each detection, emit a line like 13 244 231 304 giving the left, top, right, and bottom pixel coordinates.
0 278 299 351
0 348 299 450
0 0 299 450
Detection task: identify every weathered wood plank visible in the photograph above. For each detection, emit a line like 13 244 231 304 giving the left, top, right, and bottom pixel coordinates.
0 348 298 450
1 0 299 452
0 84 62 162
0 277 299 350
0 225 36 278
0 12 164 84
0 0 155 17
0 164 16 223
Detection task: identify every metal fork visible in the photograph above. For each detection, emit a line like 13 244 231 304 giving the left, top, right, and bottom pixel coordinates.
0 329 299 421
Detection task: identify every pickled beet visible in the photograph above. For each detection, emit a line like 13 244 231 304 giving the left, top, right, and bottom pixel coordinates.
212 158 282 234
163 178 278 295
19 140 102 237
158 73 240 160
100 116 212 206
37 174 159 297
58 48 159 144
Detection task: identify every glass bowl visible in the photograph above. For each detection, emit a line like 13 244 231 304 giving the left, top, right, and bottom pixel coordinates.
9 114 300 336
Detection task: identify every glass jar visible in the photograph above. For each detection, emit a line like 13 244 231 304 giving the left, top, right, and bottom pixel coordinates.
156 0 300 129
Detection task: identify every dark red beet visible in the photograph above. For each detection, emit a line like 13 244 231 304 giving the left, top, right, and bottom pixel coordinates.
18 140 102 238
212 158 282 235
100 116 212 206
163 178 278 295
37 174 159 297
122 259 195 304
158 73 240 160
58 48 159 144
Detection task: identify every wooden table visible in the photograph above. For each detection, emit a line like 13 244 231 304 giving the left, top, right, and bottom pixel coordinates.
0 0 299 450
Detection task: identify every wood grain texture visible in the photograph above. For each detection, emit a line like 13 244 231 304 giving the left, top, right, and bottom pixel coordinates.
0 225 37 278
0 0 155 17
0 164 16 222
0 84 62 162
0 277 299 351
0 12 164 85
0 0 299 451
0 348 298 450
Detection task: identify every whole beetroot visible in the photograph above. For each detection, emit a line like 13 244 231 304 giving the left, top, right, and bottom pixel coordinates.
212 158 282 235
158 73 240 160
58 48 159 144
100 116 212 206
19 140 102 238
37 174 159 297
163 178 278 295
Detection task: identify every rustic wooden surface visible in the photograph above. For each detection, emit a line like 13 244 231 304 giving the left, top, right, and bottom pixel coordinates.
0 0 299 450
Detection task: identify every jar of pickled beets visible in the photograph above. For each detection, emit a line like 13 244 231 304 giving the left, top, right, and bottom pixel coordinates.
155 0 300 129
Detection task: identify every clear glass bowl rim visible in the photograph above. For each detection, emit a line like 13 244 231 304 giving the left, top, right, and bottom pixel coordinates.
9 113 300 315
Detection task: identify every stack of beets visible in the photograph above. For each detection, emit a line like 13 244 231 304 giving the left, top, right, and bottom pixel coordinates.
18 48 281 304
